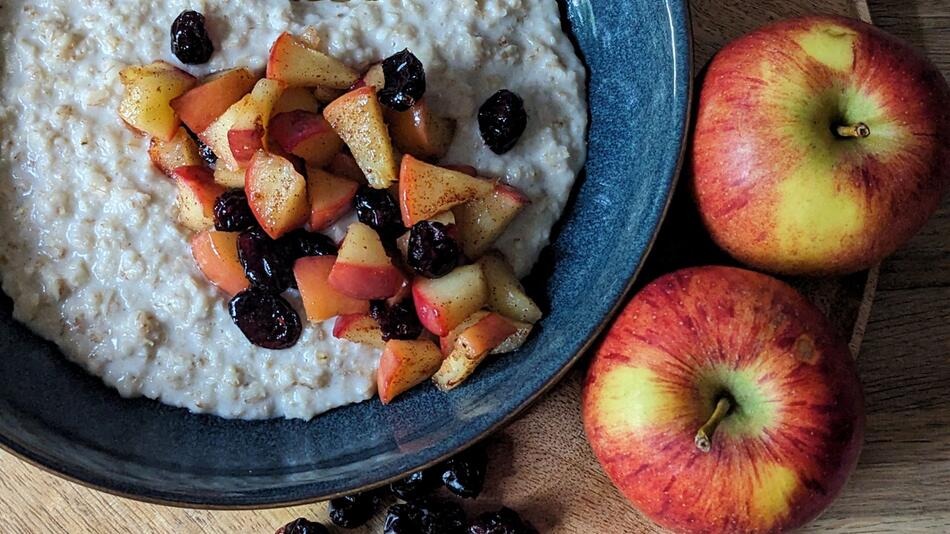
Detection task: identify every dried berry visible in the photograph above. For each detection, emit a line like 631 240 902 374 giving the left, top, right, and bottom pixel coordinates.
408 221 459 278
213 190 257 232
328 492 378 529
197 138 218 166
441 446 487 498
354 186 405 241
170 10 214 65
370 298 423 341
390 467 442 501
275 518 329 534
237 227 293 292
468 508 537 534
279 229 338 261
378 49 426 111
384 503 424 534
478 90 527 155
418 499 466 534
229 289 301 350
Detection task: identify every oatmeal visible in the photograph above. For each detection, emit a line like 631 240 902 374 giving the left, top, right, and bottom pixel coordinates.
0 0 587 419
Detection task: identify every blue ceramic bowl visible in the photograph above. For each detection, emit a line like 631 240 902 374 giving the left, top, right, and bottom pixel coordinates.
0 0 691 507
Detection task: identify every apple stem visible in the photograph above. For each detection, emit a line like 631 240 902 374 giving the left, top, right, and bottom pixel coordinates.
835 123 871 139
694 397 733 453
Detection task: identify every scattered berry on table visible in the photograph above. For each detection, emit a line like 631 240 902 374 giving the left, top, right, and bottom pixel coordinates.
478 90 527 155
468 507 538 534
328 491 378 529
441 446 487 498
354 186 406 241
379 49 427 111
384 502 424 534
275 517 329 534
213 190 257 232
389 466 443 501
370 298 424 342
418 498 467 534
408 221 460 278
228 289 301 350
170 10 214 65
237 227 294 292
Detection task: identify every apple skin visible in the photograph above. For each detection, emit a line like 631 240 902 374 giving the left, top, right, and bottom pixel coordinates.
582 266 865 534
692 16 950 275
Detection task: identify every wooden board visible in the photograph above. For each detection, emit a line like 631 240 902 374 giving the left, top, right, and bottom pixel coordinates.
3 0 950 532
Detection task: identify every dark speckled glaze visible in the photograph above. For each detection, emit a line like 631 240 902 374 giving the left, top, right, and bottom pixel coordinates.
0 0 692 507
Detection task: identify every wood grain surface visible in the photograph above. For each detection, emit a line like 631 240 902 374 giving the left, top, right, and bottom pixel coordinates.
2 0 949 532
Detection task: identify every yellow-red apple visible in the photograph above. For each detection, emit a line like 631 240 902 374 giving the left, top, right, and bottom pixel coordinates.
270 111 343 168
294 256 369 322
148 127 203 177
332 313 386 349
328 222 407 300
323 86 399 189
378 339 443 404
266 32 358 89
432 312 517 391
307 168 359 230
191 230 250 295
477 252 542 324
692 16 950 275
245 151 309 239
583 266 865 534
173 165 225 231
412 264 488 336
399 155 494 226
454 183 530 258
118 61 196 141
386 99 456 160
170 67 257 133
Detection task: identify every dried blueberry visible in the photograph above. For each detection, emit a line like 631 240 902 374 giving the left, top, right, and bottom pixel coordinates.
478 90 527 155
468 508 537 534
408 221 459 278
354 186 405 241
276 518 329 534
170 10 214 65
197 138 218 166
418 499 466 534
370 298 424 342
213 190 257 232
279 229 338 261
328 492 377 529
384 503 424 534
390 467 442 501
237 227 293 292
378 49 426 111
228 289 301 350
441 446 487 498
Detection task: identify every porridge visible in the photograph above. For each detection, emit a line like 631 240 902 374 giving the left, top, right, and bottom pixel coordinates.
0 0 587 419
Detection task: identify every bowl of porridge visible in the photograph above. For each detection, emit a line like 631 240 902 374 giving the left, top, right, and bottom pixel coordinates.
0 0 691 505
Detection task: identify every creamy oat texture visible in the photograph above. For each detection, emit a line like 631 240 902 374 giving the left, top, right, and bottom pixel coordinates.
0 0 587 419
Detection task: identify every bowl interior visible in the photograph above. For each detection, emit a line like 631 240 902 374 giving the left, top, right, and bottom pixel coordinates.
0 0 691 507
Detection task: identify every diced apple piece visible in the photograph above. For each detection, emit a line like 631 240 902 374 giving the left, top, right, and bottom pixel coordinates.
118 61 196 141
333 313 386 349
245 151 309 239
294 256 369 322
214 166 246 188
362 63 385 90
270 111 344 168
440 311 533 356
170 68 257 133
273 87 321 115
173 166 226 232
442 164 477 177
328 222 407 300
191 230 250 295
323 86 399 189
477 252 543 323
439 310 490 356
307 168 359 230
199 78 284 171
432 312 518 391
266 32 359 89
148 127 203 177
378 339 443 404
399 155 494 226
453 183 530 258
299 27 322 50
491 320 534 354
412 264 488 336
328 152 367 183
387 100 456 160
313 86 346 104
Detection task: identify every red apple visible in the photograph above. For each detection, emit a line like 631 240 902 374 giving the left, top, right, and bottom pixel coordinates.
294 256 369 322
378 339 444 404
332 313 385 349
399 155 494 226
583 266 865 534
412 264 488 336
172 165 225 231
692 16 950 275
270 111 343 168
170 67 257 133
307 168 359 230
245 151 310 239
328 222 407 300
191 230 249 295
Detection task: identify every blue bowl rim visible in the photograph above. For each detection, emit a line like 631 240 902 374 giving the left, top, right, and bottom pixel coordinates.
0 0 694 509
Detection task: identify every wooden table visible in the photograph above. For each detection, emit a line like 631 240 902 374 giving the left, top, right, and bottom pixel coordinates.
2 1 948 532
